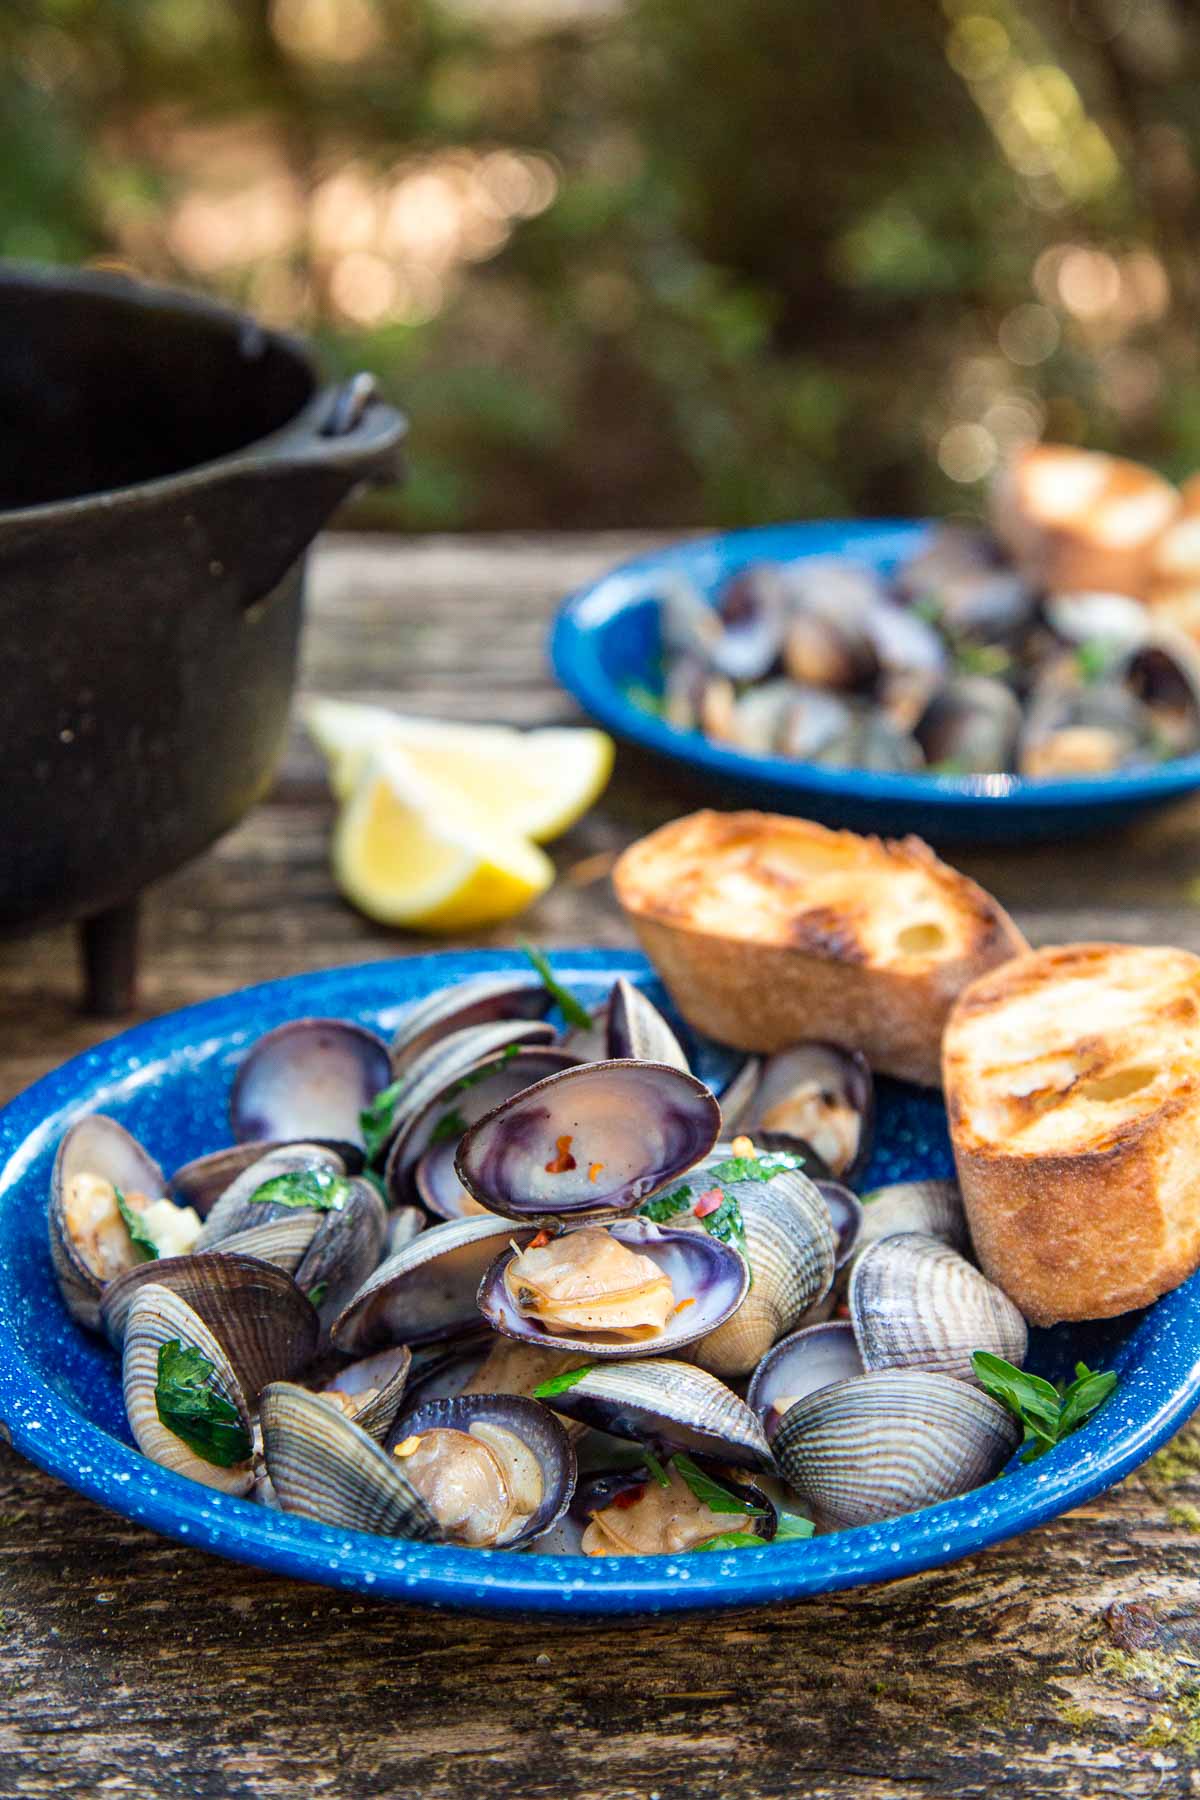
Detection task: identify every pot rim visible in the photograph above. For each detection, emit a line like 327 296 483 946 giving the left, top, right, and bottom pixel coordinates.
0 260 335 528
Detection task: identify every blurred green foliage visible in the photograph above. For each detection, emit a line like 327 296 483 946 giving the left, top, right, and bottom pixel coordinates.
3 0 1200 529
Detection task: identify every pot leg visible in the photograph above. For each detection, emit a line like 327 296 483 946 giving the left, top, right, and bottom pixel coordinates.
79 899 141 1017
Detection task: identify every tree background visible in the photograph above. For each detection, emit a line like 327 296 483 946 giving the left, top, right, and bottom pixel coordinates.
5 0 1199 530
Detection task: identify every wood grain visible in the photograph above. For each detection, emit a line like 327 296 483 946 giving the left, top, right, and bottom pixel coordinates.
4 531 1200 1798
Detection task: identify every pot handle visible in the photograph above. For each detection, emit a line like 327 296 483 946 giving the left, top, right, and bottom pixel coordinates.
217 373 407 612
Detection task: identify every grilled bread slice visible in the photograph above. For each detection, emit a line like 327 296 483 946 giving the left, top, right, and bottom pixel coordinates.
943 942 1200 1325
612 811 1027 1087
991 443 1179 600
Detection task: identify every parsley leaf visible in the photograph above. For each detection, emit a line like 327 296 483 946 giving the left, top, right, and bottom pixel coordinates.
773 1511 817 1542
706 1152 803 1186
1076 638 1119 685
971 1351 1116 1462
638 1180 746 1258
691 1531 769 1552
155 1340 252 1468
533 1364 594 1399
638 1184 692 1224
360 1079 407 1163
248 1167 353 1212
306 1282 328 1309
115 1187 158 1262
519 942 593 1032
642 1445 671 1490
672 1453 766 1517
429 1108 468 1147
695 1191 747 1258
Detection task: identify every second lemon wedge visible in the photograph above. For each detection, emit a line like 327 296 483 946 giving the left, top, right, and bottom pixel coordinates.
305 698 613 843
331 747 554 932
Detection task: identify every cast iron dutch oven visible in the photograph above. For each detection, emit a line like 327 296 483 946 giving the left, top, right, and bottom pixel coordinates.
0 263 406 1012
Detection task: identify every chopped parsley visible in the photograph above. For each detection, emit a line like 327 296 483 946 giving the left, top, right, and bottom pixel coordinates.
248 1166 353 1212
155 1340 252 1468
641 1445 671 1490
429 1107 468 1147
360 1078 407 1163
773 1511 816 1542
706 1151 804 1187
532 1364 594 1399
638 1180 747 1259
672 1452 766 1517
691 1531 769 1552
306 1282 328 1309
519 942 593 1032
115 1187 158 1262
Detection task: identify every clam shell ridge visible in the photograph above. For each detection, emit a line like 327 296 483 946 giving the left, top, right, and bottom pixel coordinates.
455 1059 722 1224
773 1368 1021 1529
477 1217 749 1361
691 1170 838 1379
260 1383 440 1539
849 1232 1027 1382
122 1284 256 1497
543 1357 772 1469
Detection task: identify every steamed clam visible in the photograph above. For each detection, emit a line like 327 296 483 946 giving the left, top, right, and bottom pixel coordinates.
732 1043 874 1181
230 1019 391 1148
848 1232 1027 1383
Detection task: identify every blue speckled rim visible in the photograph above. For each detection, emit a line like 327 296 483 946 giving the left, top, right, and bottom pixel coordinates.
1 947 1198 1618
549 519 1200 815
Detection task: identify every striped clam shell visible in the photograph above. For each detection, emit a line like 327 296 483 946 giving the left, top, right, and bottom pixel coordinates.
849 1232 1027 1383
387 1393 576 1548
542 1357 772 1469
774 1368 1021 1529
260 1383 439 1539
854 1180 969 1260
389 976 553 1075
100 1252 318 1398
478 1217 749 1362
230 1018 392 1150
49 1115 167 1332
193 1144 347 1250
318 1345 413 1443
330 1215 539 1356
167 1139 364 1216
691 1168 838 1379
122 1284 256 1496
747 1319 865 1441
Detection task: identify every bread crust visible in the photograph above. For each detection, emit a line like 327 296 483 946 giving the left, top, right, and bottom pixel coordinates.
944 942 1200 1324
990 443 1180 600
613 811 1027 1087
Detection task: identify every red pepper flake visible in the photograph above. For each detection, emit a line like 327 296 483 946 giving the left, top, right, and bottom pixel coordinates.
588 1161 605 1184
835 1300 850 1320
611 1483 647 1510
528 1229 552 1250
671 1296 696 1316
693 1187 724 1219
545 1134 576 1174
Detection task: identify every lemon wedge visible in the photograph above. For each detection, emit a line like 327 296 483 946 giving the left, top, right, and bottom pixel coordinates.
305 698 613 842
332 747 554 932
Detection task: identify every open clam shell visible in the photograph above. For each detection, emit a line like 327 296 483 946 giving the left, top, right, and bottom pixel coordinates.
690 1169 838 1379
605 979 689 1072
260 1383 440 1540
747 1320 865 1442
123 1284 256 1496
773 1369 1020 1529
100 1251 319 1396
855 1180 969 1260
571 1456 780 1555
456 1059 722 1225
741 1044 874 1182
544 1357 772 1470
49 1114 168 1331
814 1179 863 1269
386 1206 427 1257
414 1139 491 1220
849 1231 1027 1383
194 1144 348 1250
330 1215 539 1356
385 1046 580 1208
230 1018 392 1149
319 1345 413 1443
478 1217 749 1361
386 1393 576 1549
290 1178 389 1329
389 976 552 1075
167 1139 364 1216
372 1022 564 1167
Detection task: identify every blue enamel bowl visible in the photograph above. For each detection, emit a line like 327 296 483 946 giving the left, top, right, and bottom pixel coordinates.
0 948 1196 1617
550 521 1200 845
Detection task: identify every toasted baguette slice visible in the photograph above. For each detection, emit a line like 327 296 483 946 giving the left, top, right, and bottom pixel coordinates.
991 443 1179 600
943 943 1200 1325
612 811 1027 1087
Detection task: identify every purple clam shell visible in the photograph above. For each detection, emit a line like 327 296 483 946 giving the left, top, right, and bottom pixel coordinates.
414 1139 490 1220
604 978 689 1072
230 1019 392 1150
813 1179 863 1270
747 1320 865 1443
389 976 553 1075
455 1059 722 1225
386 1392 576 1550
385 1046 580 1207
476 1216 748 1361
329 1216 540 1355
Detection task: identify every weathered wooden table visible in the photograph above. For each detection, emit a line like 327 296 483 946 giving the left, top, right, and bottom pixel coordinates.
4 532 1200 1799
